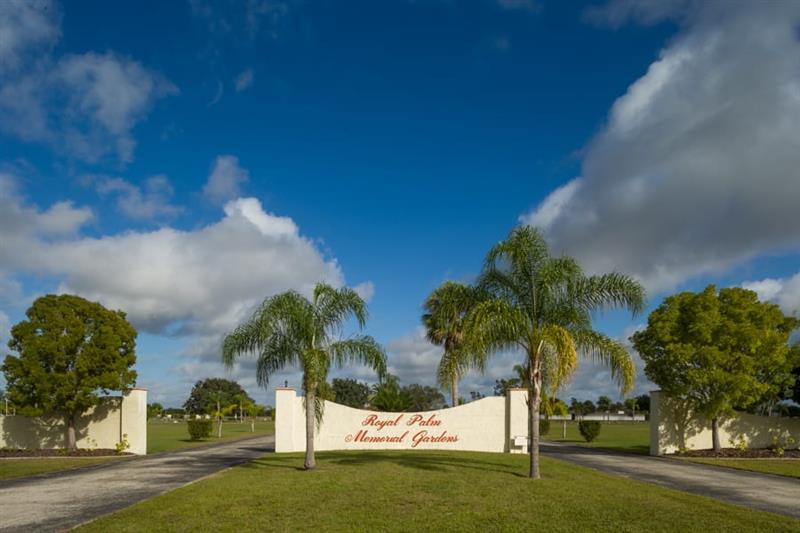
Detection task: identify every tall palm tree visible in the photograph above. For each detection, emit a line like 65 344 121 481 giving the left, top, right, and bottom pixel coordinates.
422 281 483 407
222 283 387 470
465 226 645 479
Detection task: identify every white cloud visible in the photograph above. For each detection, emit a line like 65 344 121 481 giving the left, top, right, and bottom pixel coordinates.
583 0 692 28
0 174 371 404
0 0 60 74
94 175 183 220
353 281 375 303
743 274 800 317
203 155 250 205
0 3 176 163
520 2 800 295
234 69 254 92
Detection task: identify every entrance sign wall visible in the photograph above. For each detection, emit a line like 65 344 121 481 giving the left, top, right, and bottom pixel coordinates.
0 389 147 454
649 390 800 455
275 388 529 453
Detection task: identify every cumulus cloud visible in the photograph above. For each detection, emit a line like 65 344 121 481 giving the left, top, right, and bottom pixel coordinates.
0 3 176 162
0 0 60 74
743 275 800 317
0 173 370 403
520 1 800 295
234 69 254 92
203 155 250 205
94 175 183 220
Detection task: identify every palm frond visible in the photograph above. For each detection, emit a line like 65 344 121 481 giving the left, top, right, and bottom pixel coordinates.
572 329 636 394
328 335 387 378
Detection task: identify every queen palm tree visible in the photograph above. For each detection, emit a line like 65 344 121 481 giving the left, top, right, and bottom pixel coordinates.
422 281 483 407
465 226 645 479
222 283 387 470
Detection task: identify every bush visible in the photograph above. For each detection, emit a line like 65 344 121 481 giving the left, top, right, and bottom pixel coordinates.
187 419 212 441
539 418 551 436
578 421 601 442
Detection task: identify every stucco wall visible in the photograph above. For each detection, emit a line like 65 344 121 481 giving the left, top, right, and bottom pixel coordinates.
275 388 529 453
650 390 800 455
0 389 147 455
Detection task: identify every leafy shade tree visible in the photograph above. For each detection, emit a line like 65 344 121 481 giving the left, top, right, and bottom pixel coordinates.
223 283 386 470
597 395 612 413
147 403 164 419
332 378 371 408
404 384 447 411
635 394 650 413
493 377 521 396
2 295 137 450
632 285 800 452
422 281 483 408
465 227 644 478
371 374 413 412
183 378 253 415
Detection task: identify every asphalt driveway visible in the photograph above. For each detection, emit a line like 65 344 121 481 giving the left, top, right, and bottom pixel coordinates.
0 435 274 532
541 441 800 519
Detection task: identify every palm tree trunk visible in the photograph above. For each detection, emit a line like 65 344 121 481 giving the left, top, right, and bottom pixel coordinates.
711 417 721 453
451 376 459 408
528 354 541 479
304 387 317 470
66 414 77 450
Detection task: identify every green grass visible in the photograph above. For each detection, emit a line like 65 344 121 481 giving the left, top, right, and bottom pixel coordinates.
544 420 650 454
77 450 798 532
147 419 274 454
683 458 800 479
0 456 125 481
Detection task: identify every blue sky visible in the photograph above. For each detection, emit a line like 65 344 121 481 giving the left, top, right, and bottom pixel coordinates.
1 0 799 408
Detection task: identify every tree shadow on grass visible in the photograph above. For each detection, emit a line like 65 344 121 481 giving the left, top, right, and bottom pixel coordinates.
243 451 529 477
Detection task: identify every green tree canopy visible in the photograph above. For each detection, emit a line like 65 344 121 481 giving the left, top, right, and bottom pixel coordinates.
223 283 386 470
632 285 800 452
183 378 253 414
464 226 644 478
2 294 137 449
422 281 484 408
597 395 612 412
370 374 413 412
332 378 371 409
403 383 447 411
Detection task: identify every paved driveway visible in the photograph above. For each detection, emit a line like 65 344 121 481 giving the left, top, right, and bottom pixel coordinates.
0 435 274 532
541 441 800 519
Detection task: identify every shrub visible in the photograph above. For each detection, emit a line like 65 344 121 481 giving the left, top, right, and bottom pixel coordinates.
578 421 601 442
187 419 212 441
539 418 551 436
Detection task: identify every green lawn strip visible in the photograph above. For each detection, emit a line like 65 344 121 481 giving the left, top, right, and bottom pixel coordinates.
544 420 650 455
78 450 798 533
682 458 800 479
147 419 274 454
0 456 125 481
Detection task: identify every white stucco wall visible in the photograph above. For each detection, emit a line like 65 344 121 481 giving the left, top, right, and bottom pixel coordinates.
275 388 529 453
0 389 147 455
650 390 800 455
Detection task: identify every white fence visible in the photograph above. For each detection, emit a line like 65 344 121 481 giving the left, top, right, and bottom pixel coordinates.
275 387 530 453
0 389 147 455
650 390 800 455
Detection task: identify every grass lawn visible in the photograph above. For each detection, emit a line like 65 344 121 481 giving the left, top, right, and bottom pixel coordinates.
682 458 800 479
78 450 798 533
147 418 274 454
0 456 125 481
544 420 650 454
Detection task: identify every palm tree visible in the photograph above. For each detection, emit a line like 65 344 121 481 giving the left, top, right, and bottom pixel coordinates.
422 281 483 407
465 226 644 479
222 283 387 470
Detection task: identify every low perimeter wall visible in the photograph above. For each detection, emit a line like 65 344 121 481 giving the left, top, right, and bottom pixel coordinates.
0 389 147 455
275 388 529 453
650 390 800 456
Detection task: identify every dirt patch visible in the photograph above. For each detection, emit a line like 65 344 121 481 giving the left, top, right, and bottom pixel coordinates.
674 448 800 458
0 448 131 458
